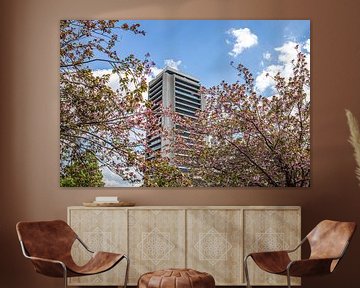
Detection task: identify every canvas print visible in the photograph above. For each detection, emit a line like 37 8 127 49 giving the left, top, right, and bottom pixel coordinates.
60 20 310 187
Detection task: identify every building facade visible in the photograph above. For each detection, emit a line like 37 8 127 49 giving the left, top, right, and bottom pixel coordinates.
146 67 203 167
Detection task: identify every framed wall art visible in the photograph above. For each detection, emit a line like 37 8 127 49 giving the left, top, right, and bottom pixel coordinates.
60 20 310 187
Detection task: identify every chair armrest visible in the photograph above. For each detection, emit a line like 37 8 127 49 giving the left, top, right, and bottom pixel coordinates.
286 237 307 253
76 236 94 253
25 255 67 278
19 240 67 277
287 258 336 277
246 251 291 274
26 255 65 265
246 250 291 261
245 237 306 259
248 250 289 256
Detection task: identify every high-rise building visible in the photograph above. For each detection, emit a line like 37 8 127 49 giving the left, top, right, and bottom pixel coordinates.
146 67 203 167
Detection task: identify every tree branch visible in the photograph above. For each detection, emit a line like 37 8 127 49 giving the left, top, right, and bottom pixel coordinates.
60 58 123 68
225 138 279 186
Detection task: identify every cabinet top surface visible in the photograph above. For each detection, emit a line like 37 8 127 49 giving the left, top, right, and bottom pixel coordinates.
68 205 301 210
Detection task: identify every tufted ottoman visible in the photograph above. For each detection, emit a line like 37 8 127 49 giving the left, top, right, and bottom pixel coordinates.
138 268 215 288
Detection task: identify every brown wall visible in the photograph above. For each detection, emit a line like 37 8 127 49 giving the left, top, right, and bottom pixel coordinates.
1 0 360 287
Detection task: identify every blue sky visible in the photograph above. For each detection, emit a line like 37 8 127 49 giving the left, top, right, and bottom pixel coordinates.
89 20 310 186
91 20 310 94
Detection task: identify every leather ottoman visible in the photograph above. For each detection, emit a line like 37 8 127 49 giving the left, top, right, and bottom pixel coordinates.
138 268 215 288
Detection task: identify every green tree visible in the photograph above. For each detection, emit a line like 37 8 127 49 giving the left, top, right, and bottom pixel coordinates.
60 151 105 187
143 157 192 187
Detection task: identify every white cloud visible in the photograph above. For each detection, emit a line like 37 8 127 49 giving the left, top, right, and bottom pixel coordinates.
102 166 126 187
275 41 298 65
148 59 184 82
255 39 310 94
303 38 310 71
255 41 299 93
255 65 283 93
303 38 310 53
92 69 121 91
91 57 186 100
227 28 258 57
101 166 142 187
164 59 182 70
93 67 153 101
149 66 163 79
263 51 271 60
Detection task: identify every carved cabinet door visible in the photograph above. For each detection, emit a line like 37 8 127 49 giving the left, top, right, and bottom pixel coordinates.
186 209 243 285
128 209 186 284
243 208 301 286
67 208 128 286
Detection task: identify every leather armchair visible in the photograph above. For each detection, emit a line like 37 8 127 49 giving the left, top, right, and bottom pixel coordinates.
16 220 129 288
244 220 356 288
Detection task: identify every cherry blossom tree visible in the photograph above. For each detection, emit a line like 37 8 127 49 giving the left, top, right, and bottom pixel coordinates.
171 49 310 187
60 21 310 187
60 20 153 185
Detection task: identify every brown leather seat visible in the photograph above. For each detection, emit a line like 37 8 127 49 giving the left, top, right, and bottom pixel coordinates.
138 268 215 288
244 220 356 288
16 220 129 288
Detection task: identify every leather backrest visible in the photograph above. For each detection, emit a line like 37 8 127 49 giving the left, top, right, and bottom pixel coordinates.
16 220 77 261
307 220 356 260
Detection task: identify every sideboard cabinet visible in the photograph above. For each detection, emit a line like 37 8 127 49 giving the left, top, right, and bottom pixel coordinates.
67 206 301 286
